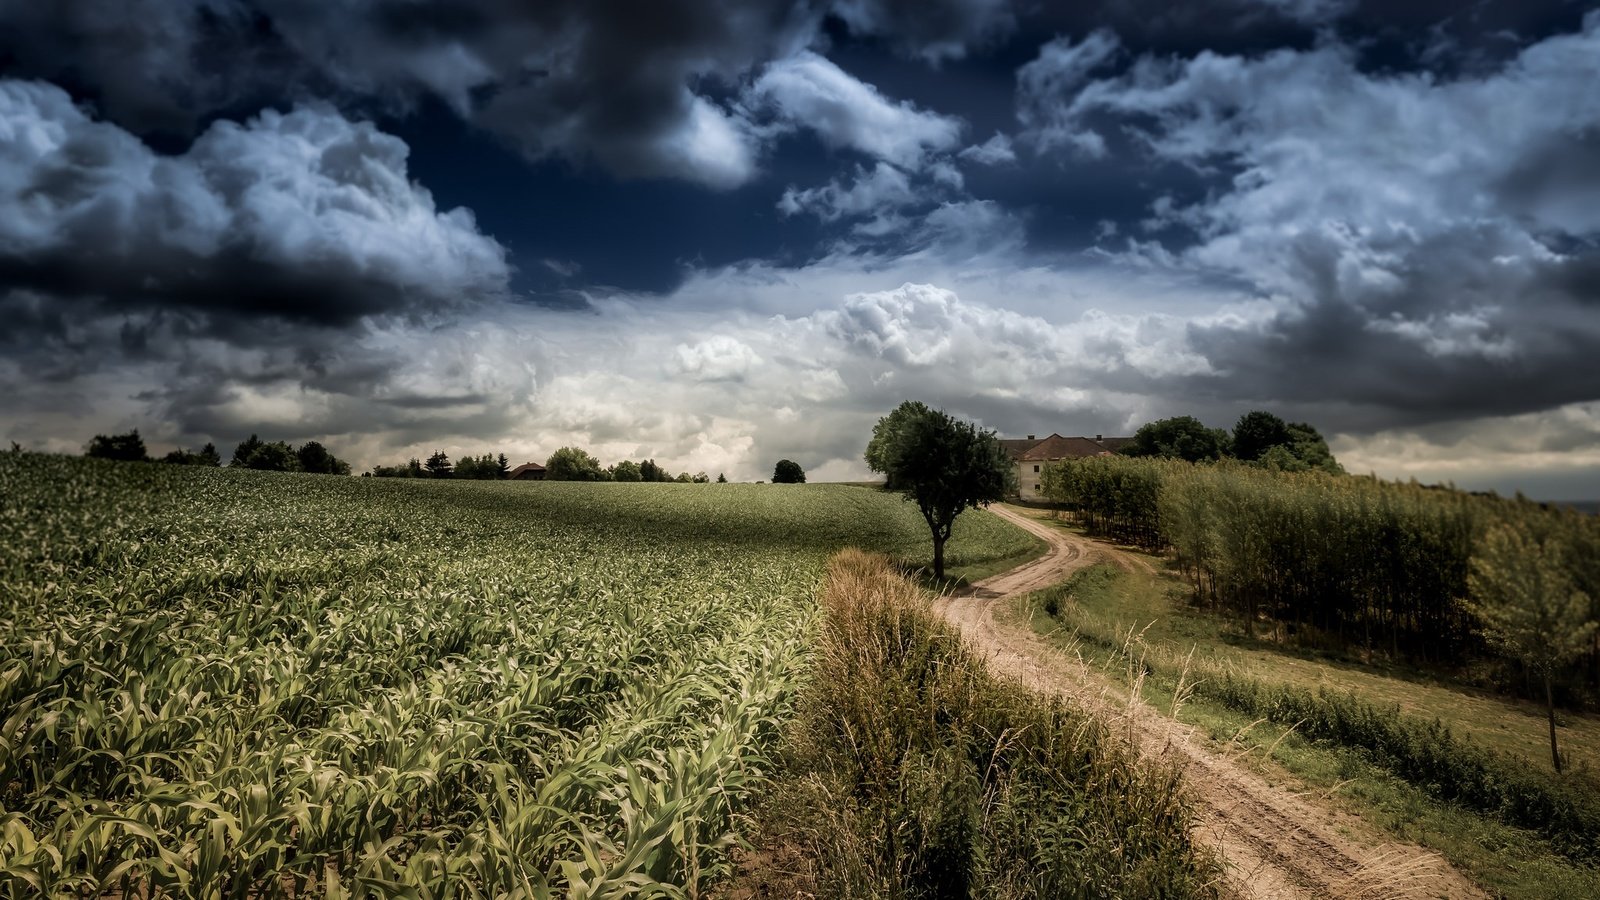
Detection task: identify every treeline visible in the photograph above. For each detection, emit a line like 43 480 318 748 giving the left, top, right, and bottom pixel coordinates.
1042 457 1600 705
368 445 729 483
368 450 510 479
85 429 350 474
1122 410 1341 473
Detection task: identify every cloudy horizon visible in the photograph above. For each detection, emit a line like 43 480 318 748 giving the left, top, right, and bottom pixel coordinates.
2 0 1598 498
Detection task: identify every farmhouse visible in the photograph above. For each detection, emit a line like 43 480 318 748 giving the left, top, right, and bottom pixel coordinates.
508 462 546 481
1003 433 1133 502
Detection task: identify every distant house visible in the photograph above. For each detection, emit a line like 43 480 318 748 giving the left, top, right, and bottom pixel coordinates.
1002 433 1132 502
508 462 546 481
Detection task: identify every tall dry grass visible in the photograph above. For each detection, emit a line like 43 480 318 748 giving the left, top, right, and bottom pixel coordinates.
750 549 1219 899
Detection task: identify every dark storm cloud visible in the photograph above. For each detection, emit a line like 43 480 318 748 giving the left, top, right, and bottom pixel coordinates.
0 80 508 332
0 0 1025 188
829 0 1016 62
1015 11 1600 431
1185 229 1600 431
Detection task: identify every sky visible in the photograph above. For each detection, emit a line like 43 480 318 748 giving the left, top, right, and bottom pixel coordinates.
1 0 1598 496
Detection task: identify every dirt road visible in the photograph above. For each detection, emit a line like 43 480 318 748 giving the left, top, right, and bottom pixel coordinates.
934 504 1486 900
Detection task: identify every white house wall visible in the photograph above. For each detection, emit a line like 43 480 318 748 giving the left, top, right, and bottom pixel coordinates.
1017 460 1049 502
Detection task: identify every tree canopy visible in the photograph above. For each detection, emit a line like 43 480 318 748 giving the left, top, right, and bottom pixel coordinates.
297 441 352 475
424 450 453 478
866 401 1012 580
772 459 805 483
864 400 932 489
86 430 149 462
546 446 606 481
1233 411 1342 473
162 442 222 467
454 452 506 479
1121 412 1341 473
1469 519 1596 772
1123 416 1231 462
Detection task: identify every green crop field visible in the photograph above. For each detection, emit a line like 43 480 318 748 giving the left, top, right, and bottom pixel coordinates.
0 454 1036 898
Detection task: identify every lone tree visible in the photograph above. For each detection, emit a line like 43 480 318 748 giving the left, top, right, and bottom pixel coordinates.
772 459 805 483
1469 519 1596 773
866 402 1012 581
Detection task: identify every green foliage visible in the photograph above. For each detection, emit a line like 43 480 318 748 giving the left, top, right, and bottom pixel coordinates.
1231 411 1291 461
1470 519 1597 771
424 449 453 477
0 453 1037 896
229 434 263 467
85 430 147 462
544 446 604 481
868 402 1012 579
453 452 506 480
295 440 351 475
369 458 425 478
1040 455 1169 550
1471 519 1596 677
241 439 299 472
160 442 221 467
229 434 341 473
864 399 932 489
610 459 643 482
638 459 672 482
772 459 805 483
767 551 1218 899
1041 457 1600 701
716 472 728 483
1123 416 1231 462
1042 568 1600 865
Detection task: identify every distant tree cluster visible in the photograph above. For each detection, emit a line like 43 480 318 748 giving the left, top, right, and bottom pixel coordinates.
542 447 722 483
364 445 729 483
85 429 347 474
1122 411 1341 473
231 435 352 474
163 443 222 467
369 450 509 479
86 430 151 462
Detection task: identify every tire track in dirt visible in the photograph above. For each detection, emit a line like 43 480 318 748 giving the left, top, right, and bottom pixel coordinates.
933 504 1486 900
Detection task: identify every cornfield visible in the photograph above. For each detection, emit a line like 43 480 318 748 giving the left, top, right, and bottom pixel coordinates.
0 453 1031 897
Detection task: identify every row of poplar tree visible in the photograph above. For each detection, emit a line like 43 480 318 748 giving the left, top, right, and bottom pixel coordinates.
1042 455 1599 716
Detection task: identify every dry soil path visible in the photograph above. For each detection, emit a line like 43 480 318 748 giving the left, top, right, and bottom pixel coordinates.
933 504 1487 900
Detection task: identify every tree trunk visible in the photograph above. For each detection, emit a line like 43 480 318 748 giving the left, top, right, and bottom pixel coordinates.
1546 671 1562 774
933 535 946 581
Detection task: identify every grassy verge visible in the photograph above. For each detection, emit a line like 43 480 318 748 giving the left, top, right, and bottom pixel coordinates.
726 550 1220 900
1022 560 1600 899
923 514 1049 590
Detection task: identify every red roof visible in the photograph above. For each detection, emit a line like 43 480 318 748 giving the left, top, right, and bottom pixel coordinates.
999 437 1043 460
1005 433 1135 461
